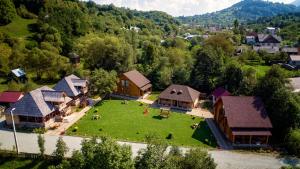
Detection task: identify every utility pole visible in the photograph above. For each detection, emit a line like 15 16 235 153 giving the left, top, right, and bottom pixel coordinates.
10 108 19 154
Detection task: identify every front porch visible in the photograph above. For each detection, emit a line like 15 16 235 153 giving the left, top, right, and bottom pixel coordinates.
158 98 195 111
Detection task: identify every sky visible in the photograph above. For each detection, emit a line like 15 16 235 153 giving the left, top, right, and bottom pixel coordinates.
90 0 295 16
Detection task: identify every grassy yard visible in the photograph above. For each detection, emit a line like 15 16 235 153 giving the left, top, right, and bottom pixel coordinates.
0 157 51 169
67 99 216 148
147 91 160 101
242 65 271 78
0 16 36 38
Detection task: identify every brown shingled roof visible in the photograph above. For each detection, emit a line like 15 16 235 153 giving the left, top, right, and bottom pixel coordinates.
220 96 272 129
158 84 200 103
123 70 151 89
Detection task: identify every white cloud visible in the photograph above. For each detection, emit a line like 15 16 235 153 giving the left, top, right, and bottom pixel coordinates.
90 0 295 16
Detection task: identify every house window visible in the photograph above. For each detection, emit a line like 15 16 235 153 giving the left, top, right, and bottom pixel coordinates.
125 80 129 87
121 80 125 87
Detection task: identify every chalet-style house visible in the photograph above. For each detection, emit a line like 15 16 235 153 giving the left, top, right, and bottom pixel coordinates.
289 77 300 93
54 74 88 106
5 86 72 129
116 70 152 98
158 84 200 110
288 55 300 68
0 91 23 108
214 96 273 146
211 87 231 104
257 34 281 47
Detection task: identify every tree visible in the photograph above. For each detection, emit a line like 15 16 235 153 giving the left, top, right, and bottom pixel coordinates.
221 62 243 94
53 137 69 163
190 47 224 92
255 66 300 141
83 37 135 72
74 137 134 169
286 129 300 157
70 150 85 169
0 43 12 75
37 134 45 157
135 135 167 169
239 67 257 95
0 0 17 25
205 34 234 56
183 148 216 169
89 68 118 97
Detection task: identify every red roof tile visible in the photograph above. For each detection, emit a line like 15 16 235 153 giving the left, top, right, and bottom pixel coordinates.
220 96 272 129
0 91 23 103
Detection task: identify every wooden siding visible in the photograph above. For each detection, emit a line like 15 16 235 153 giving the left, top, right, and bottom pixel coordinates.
116 74 144 97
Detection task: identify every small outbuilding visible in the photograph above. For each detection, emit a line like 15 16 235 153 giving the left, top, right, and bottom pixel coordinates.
9 68 27 83
158 84 200 110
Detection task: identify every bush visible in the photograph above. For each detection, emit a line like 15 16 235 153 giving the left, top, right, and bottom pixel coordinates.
286 129 300 157
73 126 78 132
166 133 173 140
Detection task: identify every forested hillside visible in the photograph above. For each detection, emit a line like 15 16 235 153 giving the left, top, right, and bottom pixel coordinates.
177 0 299 26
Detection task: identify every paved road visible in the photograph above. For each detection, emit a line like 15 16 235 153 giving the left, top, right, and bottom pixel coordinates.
0 130 299 169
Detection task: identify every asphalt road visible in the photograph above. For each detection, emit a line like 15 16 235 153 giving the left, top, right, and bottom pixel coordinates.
0 130 299 169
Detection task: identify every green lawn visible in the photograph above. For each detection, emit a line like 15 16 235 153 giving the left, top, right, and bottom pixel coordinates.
0 157 51 169
67 99 216 148
147 91 160 101
242 65 271 78
0 17 36 38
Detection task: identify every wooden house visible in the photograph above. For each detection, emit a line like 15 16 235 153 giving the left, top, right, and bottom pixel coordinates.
116 70 152 98
214 96 273 146
158 84 200 110
54 74 88 106
5 86 72 129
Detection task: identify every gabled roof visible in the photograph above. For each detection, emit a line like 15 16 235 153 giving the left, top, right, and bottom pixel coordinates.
5 86 72 117
54 74 88 97
42 90 68 103
159 84 200 103
11 68 26 77
123 70 151 89
212 87 231 100
0 91 23 103
290 55 300 61
258 34 281 43
219 96 272 129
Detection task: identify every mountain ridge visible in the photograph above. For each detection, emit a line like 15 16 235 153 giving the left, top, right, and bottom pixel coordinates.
177 0 299 26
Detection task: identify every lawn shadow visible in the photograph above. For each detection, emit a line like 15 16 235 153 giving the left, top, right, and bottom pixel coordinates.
192 121 217 147
152 115 163 120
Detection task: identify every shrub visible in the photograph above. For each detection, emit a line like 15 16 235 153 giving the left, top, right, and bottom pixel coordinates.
166 133 173 140
73 126 78 132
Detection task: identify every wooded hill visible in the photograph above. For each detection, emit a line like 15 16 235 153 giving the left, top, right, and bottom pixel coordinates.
177 0 300 26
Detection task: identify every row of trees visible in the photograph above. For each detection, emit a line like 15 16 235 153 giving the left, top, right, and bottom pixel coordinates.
37 135 216 169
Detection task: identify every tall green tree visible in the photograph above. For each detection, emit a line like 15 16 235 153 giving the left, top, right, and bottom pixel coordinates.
221 62 243 94
53 137 69 163
0 0 17 25
37 134 45 157
89 68 118 97
190 47 224 92
183 148 216 169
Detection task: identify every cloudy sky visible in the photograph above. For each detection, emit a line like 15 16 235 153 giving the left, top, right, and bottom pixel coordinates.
91 0 295 16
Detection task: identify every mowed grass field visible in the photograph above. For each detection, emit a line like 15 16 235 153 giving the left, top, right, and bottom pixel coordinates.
0 16 36 38
67 99 216 148
0 157 51 169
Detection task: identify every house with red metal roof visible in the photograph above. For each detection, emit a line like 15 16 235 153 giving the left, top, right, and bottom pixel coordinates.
211 87 231 104
116 70 152 98
0 91 23 107
214 96 273 147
